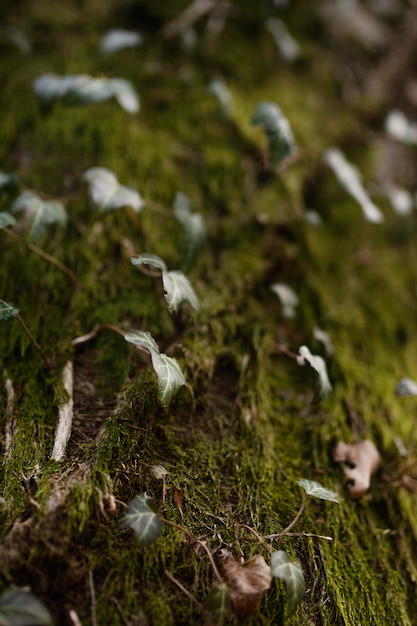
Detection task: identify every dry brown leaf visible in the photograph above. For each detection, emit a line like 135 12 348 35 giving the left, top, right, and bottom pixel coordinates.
216 549 272 616
333 439 381 499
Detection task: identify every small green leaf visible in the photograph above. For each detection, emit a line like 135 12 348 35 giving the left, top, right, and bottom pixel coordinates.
0 212 16 229
84 167 144 213
124 329 160 354
297 345 332 401
11 191 67 241
0 300 19 321
124 330 186 404
270 551 305 617
162 270 200 313
33 74 139 114
251 101 296 167
0 588 53 626
297 479 339 503
131 253 167 272
120 494 162 546
173 191 207 273
151 351 186 405
204 583 230 625
99 29 142 54
0 171 19 195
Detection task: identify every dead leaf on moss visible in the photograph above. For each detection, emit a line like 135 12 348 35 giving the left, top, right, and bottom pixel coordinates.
215 549 272 616
333 440 381 499
173 484 183 517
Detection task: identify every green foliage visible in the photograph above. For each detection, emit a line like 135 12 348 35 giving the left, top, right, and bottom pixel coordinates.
204 584 230 625
120 494 162 547
0 589 53 626
0 299 19 321
33 74 139 114
124 330 186 404
270 551 305 617
173 191 207 273
297 479 339 503
0 212 16 229
251 102 295 167
11 192 67 241
132 253 200 313
83 167 144 213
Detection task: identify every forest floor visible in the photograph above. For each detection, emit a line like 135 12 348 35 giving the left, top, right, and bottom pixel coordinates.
1 1 417 625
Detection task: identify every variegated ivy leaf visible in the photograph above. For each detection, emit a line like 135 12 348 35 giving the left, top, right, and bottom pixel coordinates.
11 191 67 241
270 551 305 617
0 588 53 626
33 73 139 114
204 583 230 625
207 78 232 117
131 253 167 272
83 167 144 213
99 29 142 54
173 191 207 273
270 283 298 319
0 170 18 195
297 345 332 401
162 270 200 313
0 212 16 229
124 330 186 404
396 377 417 397
323 148 384 224
0 299 19 321
297 478 339 503
385 110 417 145
124 329 160 354
120 493 162 546
251 101 296 167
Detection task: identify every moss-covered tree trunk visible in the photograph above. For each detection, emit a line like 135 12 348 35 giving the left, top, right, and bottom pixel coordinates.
1 2 417 624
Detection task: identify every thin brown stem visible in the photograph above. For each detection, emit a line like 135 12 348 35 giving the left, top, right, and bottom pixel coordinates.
265 531 333 542
164 570 206 611
277 496 307 540
16 313 50 369
161 517 223 583
239 523 272 554
72 323 131 346
3 227 81 286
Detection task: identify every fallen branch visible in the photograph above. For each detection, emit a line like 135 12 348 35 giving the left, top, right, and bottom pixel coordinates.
51 360 74 461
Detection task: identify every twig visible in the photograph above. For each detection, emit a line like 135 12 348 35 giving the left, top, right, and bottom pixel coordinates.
239 523 272 553
276 496 307 540
163 0 217 38
274 343 299 360
16 313 50 369
164 570 206 611
89 571 98 626
264 531 333 542
3 227 81 286
72 323 126 346
51 360 74 461
161 517 223 583
4 373 15 451
68 610 83 626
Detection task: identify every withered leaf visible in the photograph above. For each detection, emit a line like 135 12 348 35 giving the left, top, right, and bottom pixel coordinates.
173 484 183 517
333 440 381 499
216 549 272 616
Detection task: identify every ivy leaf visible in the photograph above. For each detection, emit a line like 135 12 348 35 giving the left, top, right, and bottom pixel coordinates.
120 494 162 546
323 148 384 224
33 74 139 114
173 191 207 273
204 583 230 625
0 171 19 195
162 270 200 313
251 101 296 167
0 588 53 626
270 551 305 617
131 253 167 272
207 78 232 117
124 330 186 404
151 352 187 405
0 300 19 321
297 345 332 401
0 212 16 229
396 377 417 397
11 191 67 241
297 478 339 503
83 167 144 213
99 29 142 54
124 329 160 354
